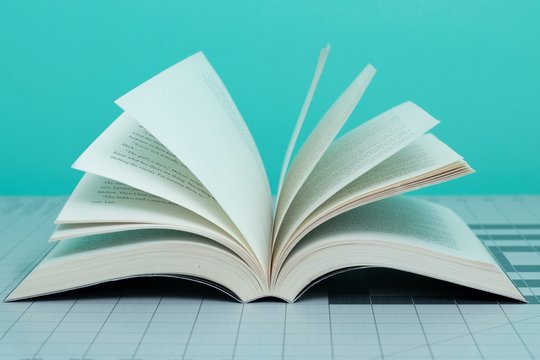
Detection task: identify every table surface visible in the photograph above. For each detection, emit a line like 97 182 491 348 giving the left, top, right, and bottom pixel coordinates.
1 195 540 360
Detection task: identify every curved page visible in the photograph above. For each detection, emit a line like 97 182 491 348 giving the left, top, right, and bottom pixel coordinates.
54 174 257 262
308 134 467 227
275 197 524 302
272 134 470 273
275 102 438 253
73 114 244 245
273 64 376 240
277 45 331 198
115 52 272 271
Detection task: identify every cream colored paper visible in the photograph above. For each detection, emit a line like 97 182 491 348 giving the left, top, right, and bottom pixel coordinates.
275 102 439 250
274 64 376 240
314 134 464 218
286 134 469 253
277 45 331 200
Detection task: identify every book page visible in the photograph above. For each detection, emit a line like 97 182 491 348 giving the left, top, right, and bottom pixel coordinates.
299 197 493 262
57 174 206 224
312 134 465 219
115 52 272 271
273 197 527 303
274 64 376 239
53 174 260 272
275 102 439 251
8 229 265 302
56 174 235 236
291 135 470 250
277 45 330 200
73 113 243 243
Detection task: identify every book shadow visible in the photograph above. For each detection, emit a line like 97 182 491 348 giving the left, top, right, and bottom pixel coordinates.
21 267 521 304
323 267 519 304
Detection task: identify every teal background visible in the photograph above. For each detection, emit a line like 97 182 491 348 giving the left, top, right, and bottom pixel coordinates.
1 0 539 195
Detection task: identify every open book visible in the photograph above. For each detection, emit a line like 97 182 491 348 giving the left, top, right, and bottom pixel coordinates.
7 47 524 303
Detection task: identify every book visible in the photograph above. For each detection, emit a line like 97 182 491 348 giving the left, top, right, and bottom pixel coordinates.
7 47 525 303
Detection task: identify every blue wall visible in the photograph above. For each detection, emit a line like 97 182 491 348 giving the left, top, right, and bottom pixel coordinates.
1 0 539 195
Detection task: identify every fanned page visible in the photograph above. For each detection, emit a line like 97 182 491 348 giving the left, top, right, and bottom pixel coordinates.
56 173 223 229
274 102 439 255
271 134 472 273
73 113 243 245
309 134 469 229
51 173 264 279
110 52 272 272
273 64 376 241
52 174 258 266
276 45 330 198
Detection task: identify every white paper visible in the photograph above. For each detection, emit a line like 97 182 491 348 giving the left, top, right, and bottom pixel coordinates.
115 52 273 271
73 113 243 243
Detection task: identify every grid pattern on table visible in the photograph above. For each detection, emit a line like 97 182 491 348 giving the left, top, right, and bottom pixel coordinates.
0 196 540 359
